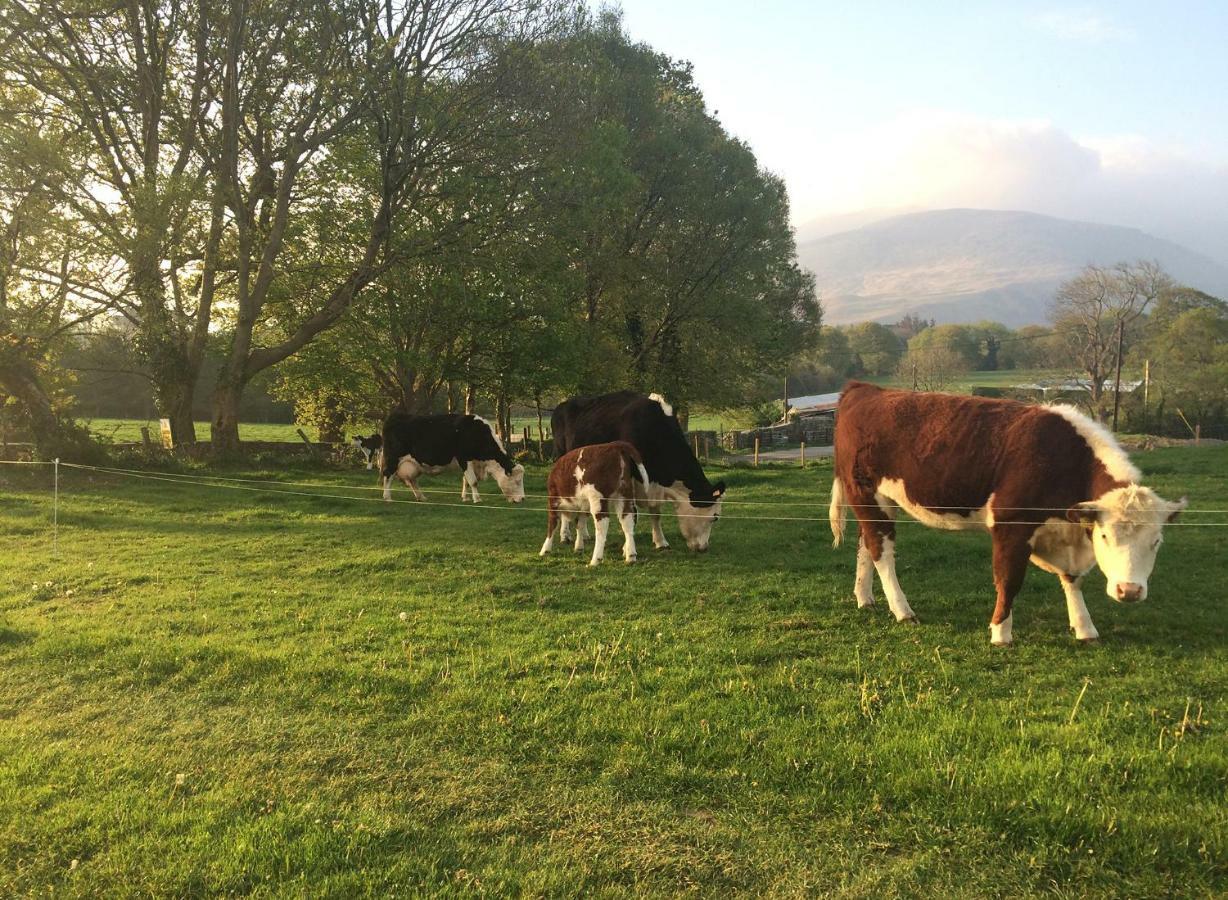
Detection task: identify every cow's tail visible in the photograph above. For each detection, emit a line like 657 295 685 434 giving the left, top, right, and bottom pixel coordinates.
620 442 650 490
830 476 848 548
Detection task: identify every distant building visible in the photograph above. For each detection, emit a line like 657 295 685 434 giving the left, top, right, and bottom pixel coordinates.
787 392 841 417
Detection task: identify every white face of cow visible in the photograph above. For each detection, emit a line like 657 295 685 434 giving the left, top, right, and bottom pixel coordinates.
675 490 724 552
1068 486 1187 603
492 463 526 504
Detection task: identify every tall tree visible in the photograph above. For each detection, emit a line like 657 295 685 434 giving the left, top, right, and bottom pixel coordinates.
5 0 220 444
202 0 565 452
1050 261 1170 421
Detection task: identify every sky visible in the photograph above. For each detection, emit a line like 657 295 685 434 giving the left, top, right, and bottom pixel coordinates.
607 1 1228 261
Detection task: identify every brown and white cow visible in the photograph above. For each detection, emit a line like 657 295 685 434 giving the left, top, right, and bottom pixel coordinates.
829 382 1186 645
540 441 650 567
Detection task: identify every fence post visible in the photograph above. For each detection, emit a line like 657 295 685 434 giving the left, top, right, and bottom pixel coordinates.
754 436 760 467
53 457 59 558
800 441 806 468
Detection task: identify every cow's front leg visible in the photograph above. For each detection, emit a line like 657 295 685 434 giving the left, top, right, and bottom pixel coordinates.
990 527 1032 646
854 535 876 608
569 513 585 553
382 475 394 502
649 504 669 550
462 462 482 503
617 499 637 563
1061 573 1099 643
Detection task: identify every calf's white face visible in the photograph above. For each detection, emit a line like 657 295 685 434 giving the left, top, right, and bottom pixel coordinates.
1068 486 1187 603
492 463 526 504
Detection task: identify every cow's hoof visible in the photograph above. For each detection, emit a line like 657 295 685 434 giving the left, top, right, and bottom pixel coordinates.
654 545 671 552
990 640 1013 648
899 615 920 625
1078 637 1100 646
855 598 875 609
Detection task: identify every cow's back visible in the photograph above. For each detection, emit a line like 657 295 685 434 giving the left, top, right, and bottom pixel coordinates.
835 381 1115 519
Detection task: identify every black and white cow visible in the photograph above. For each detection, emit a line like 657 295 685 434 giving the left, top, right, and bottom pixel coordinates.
381 412 525 503
551 391 725 551
350 433 383 470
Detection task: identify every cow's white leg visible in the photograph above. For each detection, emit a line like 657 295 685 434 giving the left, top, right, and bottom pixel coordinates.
540 518 556 556
460 471 470 502
854 537 876 608
1062 575 1099 642
589 514 610 566
463 464 483 503
383 475 394 501
990 612 1013 645
570 514 585 552
617 499 637 563
649 504 669 550
872 537 917 623
407 478 426 502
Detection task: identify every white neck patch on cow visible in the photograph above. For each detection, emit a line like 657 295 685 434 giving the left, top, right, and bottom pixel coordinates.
648 393 673 417
1047 404 1141 484
472 415 506 453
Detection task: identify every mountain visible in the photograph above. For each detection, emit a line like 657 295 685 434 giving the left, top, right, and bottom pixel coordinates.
796 209 1228 327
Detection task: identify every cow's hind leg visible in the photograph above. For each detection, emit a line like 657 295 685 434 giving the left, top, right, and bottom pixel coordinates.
855 502 916 623
989 526 1032 646
588 497 610 567
854 535 876 608
540 501 558 556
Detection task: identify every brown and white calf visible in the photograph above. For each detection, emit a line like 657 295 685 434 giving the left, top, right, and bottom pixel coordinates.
540 441 650 566
829 382 1186 645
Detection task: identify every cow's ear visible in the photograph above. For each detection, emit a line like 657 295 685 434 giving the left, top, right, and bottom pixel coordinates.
1167 496 1188 523
713 481 726 498
1066 502 1101 525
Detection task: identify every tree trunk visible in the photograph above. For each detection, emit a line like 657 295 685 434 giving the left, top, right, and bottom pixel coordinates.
210 378 245 454
465 383 476 415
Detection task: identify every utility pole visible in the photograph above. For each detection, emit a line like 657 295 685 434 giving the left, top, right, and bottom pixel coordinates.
1111 318 1125 431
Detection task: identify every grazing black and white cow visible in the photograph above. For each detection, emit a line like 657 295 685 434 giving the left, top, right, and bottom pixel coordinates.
540 441 650 566
380 412 525 504
551 391 724 551
829 382 1186 645
350 433 383 470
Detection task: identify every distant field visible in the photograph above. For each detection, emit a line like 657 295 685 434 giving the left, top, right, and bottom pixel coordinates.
0 446 1223 894
83 418 313 444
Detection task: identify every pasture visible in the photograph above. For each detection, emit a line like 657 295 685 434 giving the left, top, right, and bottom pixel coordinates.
0 447 1225 896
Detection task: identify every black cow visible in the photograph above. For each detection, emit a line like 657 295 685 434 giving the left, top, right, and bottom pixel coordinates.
381 413 525 503
551 391 725 551
350 433 383 470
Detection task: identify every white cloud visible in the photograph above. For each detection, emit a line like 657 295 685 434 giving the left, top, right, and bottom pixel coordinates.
1033 9 1134 43
790 110 1228 264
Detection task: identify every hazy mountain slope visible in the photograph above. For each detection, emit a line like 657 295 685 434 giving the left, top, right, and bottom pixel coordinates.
797 209 1228 326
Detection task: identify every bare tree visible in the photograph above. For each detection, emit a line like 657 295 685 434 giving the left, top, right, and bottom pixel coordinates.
1050 261 1170 423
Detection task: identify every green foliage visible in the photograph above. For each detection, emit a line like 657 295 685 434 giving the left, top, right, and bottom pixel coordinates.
844 322 903 376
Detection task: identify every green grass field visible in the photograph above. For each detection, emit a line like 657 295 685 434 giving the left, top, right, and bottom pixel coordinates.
1 447 1225 895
